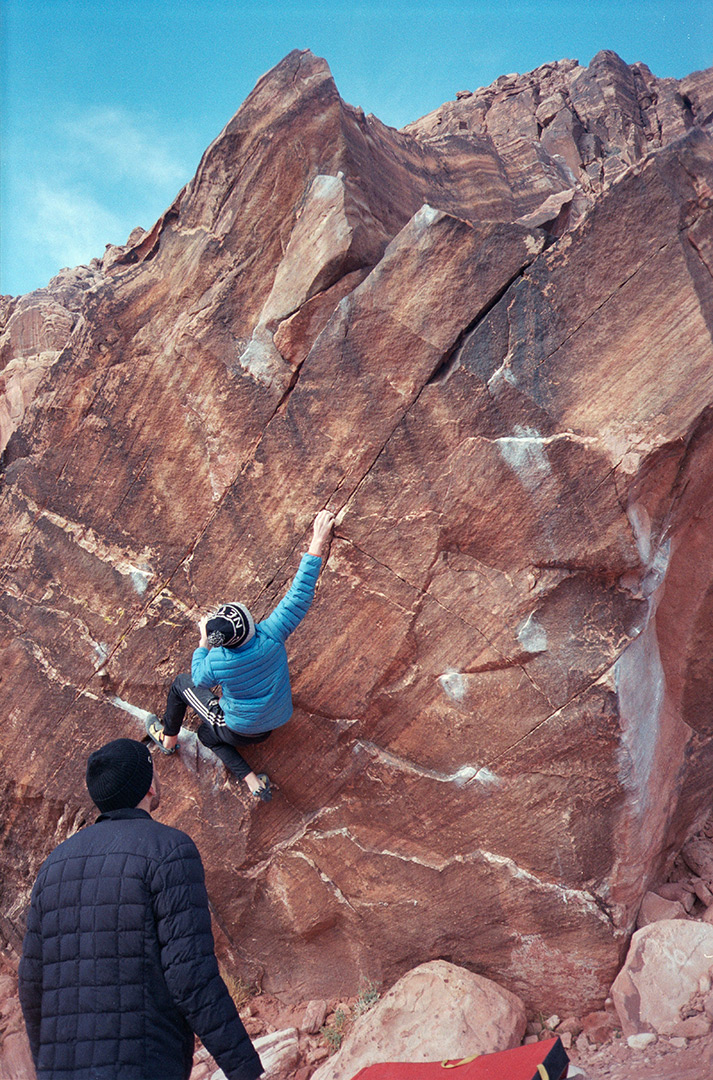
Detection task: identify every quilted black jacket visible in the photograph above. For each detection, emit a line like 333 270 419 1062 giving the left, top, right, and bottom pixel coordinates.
18 808 263 1080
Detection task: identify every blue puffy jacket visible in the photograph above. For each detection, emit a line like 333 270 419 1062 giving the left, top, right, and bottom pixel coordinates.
191 553 321 734
18 808 263 1080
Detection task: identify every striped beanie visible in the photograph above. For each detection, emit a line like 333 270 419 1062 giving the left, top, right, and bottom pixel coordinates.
206 603 255 649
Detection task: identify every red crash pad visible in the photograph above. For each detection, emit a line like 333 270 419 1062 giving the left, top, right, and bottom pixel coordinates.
350 1036 569 1080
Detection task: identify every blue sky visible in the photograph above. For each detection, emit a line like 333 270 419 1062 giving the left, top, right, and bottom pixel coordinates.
2 0 711 297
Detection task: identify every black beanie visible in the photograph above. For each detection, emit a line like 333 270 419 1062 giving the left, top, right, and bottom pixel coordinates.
86 739 154 812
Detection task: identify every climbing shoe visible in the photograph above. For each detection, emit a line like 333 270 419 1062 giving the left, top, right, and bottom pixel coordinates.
252 773 272 802
145 716 177 755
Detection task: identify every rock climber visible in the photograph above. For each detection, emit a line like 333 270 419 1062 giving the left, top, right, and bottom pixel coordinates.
146 508 335 802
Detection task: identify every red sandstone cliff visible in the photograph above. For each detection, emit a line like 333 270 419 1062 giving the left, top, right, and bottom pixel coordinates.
2 48 713 1016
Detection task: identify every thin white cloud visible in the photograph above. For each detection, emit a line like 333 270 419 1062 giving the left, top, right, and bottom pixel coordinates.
31 182 126 272
60 105 191 188
3 104 196 292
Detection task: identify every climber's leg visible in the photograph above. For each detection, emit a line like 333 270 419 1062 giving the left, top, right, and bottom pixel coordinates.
162 672 197 731
196 710 272 798
196 718 253 780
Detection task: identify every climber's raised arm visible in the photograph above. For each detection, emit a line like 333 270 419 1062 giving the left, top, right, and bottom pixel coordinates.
260 510 335 643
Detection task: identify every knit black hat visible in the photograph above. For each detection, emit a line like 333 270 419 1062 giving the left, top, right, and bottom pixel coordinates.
206 602 255 649
86 739 154 812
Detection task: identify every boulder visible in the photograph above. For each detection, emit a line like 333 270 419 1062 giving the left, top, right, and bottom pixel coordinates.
669 1015 713 1039
311 961 527 1080
693 878 713 906
301 999 328 1034
627 1032 657 1050
682 838 713 885
655 882 696 910
249 1029 300 1080
581 1010 616 1044
1 48 713 1017
611 921 713 1036
636 891 688 928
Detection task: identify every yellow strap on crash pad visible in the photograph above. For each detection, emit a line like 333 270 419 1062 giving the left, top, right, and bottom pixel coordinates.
441 1055 548 1076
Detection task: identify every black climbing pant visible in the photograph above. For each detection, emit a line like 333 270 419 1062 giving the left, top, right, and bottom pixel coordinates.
163 672 271 781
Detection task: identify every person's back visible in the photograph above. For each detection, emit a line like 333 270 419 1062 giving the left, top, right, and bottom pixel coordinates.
197 628 294 730
19 739 262 1080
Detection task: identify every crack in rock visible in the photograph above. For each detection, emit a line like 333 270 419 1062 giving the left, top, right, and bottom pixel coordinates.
305 824 616 925
287 851 358 912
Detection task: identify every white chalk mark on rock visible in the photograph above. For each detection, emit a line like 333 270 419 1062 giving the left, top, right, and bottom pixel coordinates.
615 620 665 817
627 502 652 564
93 642 110 669
237 331 290 388
469 766 503 788
487 361 518 395
412 203 441 230
623 501 671 599
107 695 154 722
517 612 548 653
439 668 467 700
129 568 152 595
105 696 226 787
355 740 484 787
496 425 552 490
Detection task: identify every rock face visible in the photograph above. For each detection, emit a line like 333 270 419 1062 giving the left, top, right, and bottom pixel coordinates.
405 50 710 223
0 968 35 1080
0 264 108 454
636 891 687 927
1 48 713 1016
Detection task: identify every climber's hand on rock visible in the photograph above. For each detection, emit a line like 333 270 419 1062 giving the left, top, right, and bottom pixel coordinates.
198 616 209 648
309 509 335 557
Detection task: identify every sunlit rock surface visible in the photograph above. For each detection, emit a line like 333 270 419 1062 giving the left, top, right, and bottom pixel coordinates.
311 960 527 1080
2 48 713 1016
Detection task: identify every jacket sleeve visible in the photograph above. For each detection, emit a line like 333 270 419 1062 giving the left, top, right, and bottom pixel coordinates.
18 880 43 1065
151 838 262 1080
191 645 216 688
260 553 322 643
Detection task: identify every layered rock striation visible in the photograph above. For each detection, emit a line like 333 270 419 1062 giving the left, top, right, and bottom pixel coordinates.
2 48 713 1014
